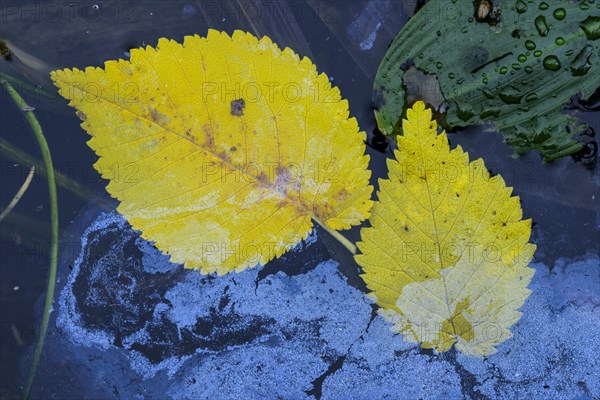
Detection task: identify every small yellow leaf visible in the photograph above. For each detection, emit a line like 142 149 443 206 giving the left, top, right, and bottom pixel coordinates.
51 30 373 274
356 101 536 356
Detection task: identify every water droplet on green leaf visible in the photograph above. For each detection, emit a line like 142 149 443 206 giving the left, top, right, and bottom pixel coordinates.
525 93 539 102
553 8 566 20
518 54 527 62
480 109 501 119
525 40 536 50
456 103 475 122
580 16 600 40
535 16 549 36
555 37 565 45
570 45 593 76
543 55 561 71
516 0 527 13
525 66 534 73
498 85 523 104
533 50 543 57
499 66 508 74
483 88 495 99
539 2 549 10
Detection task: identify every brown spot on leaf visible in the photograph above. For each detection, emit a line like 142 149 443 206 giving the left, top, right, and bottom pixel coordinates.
257 171 269 183
202 124 215 150
75 110 87 121
276 199 288 208
312 207 326 221
230 99 245 116
217 151 231 163
149 108 171 125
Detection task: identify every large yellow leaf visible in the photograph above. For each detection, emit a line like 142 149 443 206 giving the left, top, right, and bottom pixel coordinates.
51 30 373 274
356 101 536 356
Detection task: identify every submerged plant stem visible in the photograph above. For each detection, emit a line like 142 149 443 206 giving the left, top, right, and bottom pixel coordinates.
0 165 35 222
0 137 113 210
1 76 59 400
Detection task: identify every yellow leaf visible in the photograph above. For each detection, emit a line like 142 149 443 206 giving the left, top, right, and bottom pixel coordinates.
51 30 373 275
355 101 536 356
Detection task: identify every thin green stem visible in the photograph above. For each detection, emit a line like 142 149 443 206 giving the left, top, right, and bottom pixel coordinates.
1 76 59 400
0 71 56 102
312 218 357 255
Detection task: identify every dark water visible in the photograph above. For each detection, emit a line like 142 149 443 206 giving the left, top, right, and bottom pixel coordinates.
0 1 598 399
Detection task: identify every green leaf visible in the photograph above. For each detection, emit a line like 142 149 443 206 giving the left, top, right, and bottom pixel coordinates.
373 0 600 161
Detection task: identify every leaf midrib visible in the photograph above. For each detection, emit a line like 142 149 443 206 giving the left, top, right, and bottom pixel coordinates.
415 115 457 337
58 78 317 214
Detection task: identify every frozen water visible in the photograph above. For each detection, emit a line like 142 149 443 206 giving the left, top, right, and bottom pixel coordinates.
30 210 599 400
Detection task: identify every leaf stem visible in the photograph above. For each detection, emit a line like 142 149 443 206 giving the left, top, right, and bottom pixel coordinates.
1 76 59 400
312 218 357 255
